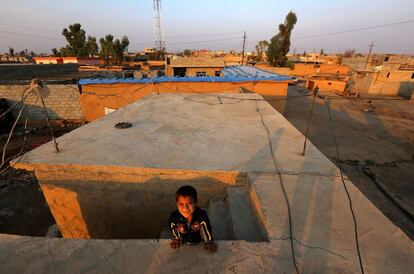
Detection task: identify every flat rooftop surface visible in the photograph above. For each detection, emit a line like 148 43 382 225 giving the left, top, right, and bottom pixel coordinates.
17 93 335 176
4 93 414 273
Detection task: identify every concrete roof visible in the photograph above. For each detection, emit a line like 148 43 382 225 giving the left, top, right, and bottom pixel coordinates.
5 93 414 273
16 93 336 176
170 57 225 68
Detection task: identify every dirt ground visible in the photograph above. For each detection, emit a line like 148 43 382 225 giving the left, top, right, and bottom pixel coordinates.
270 85 414 240
0 124 79 236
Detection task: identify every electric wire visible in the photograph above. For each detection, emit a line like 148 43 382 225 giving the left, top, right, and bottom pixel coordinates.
321 97 365 274
255 98 300 274
294 19 414 39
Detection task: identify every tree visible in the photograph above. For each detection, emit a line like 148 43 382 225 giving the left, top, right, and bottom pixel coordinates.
255 40 269 62
8 47 14 56
18 50 26 57
99 35 129 65
99 35 114 65
320 48 325 56
302 50 307 57
61 23 87 57
183 49 192 57
86 36 98 57
267 11 297 67
51 48 61 57
344 49 356 58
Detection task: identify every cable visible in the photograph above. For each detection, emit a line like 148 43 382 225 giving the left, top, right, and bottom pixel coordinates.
255 99 300 274
131 36 242 46
0 22 243 38
0 30 63 42
321 97 365 274
294 19 414 39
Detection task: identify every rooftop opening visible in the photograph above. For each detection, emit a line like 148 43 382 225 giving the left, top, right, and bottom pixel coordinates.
44 174 268 242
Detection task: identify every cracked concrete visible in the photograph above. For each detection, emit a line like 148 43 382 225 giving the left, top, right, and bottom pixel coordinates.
1 93 413 273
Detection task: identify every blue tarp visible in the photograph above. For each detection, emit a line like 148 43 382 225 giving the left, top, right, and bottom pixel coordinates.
78 66 292 86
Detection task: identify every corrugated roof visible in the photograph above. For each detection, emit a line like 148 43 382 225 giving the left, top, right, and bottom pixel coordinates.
222 66 289 78
170 57 225 68
78 66 293 86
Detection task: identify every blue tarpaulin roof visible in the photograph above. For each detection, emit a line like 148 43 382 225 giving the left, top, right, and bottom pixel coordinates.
78 66 292 86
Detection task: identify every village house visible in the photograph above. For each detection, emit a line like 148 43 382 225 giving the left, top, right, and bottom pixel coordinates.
166 56 225 77
34 57 100 66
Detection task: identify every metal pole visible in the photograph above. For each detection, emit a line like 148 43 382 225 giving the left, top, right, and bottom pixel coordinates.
365 41 374 70
301 87 318 156
241 31 246 66
40 97 59 152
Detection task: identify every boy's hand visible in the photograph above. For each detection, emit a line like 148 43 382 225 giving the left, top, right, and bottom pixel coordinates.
204 242 217 253
170 239 182 250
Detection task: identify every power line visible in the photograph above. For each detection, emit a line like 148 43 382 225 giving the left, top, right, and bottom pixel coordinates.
0 30 64 42
294 19 414 39
131 36 242 46
0 23 244 39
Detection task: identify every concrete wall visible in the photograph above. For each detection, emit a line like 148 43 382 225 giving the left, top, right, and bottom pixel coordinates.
352 71 414 98
306 79 348 93
166 66 222 77
294 64 350 76
80 81 289 121
256 64 349 77
28 165 246 239
0 64 79 80
0 84 84 121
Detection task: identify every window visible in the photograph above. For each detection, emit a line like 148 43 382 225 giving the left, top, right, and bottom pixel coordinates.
386 72 391 78
196 71 207 77
384 56 389 62
215 71 221 77
411 73 414 79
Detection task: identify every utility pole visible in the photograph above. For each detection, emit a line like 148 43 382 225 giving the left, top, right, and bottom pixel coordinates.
241 31 246 66
365 41 375 70
153 0 165 60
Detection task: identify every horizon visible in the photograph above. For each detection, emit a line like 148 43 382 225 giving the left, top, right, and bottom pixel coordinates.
1 0 413 55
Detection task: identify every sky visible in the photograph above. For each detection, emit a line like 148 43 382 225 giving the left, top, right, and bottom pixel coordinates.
1 0 413 55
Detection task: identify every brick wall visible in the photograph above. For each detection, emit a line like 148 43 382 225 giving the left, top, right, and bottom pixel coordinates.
0 84 84 121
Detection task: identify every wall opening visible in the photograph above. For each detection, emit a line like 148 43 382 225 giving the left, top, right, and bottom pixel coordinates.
45 176 268 242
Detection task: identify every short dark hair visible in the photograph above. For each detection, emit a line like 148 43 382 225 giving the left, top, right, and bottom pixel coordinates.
175 185 198 202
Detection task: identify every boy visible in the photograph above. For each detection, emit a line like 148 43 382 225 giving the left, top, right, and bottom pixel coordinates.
169 185 217 253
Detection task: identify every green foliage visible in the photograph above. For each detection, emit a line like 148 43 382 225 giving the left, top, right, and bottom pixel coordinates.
255 40 269 62
99 35 129 65
61 23 87 57
51 48 61 57
267 11 297 67
86 36 99 57
8 47 14 56
183 49 192 57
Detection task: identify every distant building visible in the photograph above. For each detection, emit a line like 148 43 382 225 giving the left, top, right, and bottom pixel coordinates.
341 54 414 72
142 48 155 55
34 57 100 66
0 55 30 64
224 55 243 66
351 69 414 98
166 57 225 77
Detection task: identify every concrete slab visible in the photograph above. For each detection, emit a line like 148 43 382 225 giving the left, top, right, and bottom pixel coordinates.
3 93 412 273
15 93 337 176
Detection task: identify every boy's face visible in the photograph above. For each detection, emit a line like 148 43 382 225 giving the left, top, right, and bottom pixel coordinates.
176 195 196 219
